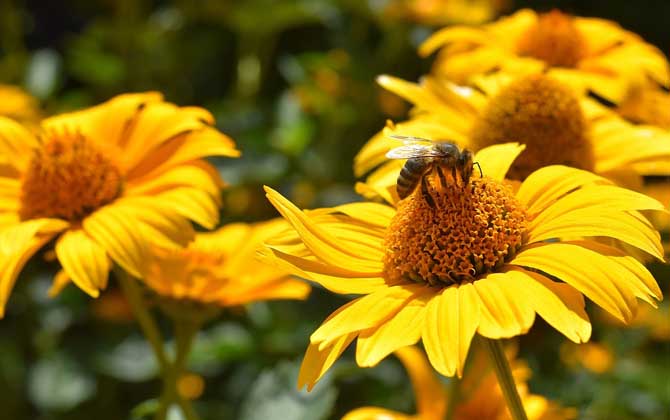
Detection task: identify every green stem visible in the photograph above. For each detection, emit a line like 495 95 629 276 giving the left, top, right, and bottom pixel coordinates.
116 269 168 372
115 269 170 420
172 318 201 420
482 338 528 420
444 375 460 420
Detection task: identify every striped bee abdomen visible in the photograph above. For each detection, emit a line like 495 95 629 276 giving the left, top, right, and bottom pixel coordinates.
397 157 431 199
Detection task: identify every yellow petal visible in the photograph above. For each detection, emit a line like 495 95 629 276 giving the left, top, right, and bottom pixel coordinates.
529 184 667 229
83 205 148 278
125 162 222 198
265 187 382 272
48 270 71 297
472 273 536 339
55 229 110 298
328 202 395 229
121 103 219 170
127 127 239 180
342 407 412 420
355 293 430 367
418 26 492 56
117 198 195 250
474 143 525 182
0 218 68 317
0 116 39 171
311 284 424 347
44 92 162 147
563 240 662 305
422 283 479 377
298 332 357 391
395 346 447 418
224 278 311 305
153 188 220 229
516 166 609 215
511 243 646 323
503 268 591 343
260 247 389 294
526 210 664 260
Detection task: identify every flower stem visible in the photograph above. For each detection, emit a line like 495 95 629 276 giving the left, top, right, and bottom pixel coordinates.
116 269 168 372
115 269 171 420
444 375 460 420
482 338 528 420
172 318 201 420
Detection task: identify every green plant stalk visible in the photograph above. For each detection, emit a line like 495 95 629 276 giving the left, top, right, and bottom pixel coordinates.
116 269 169 372
172 317 202 420
483 338 528 420
115 269 171 420
444 375 461 420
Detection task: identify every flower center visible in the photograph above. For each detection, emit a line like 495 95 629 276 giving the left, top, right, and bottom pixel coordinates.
383 177 527 286
470 74 594 180
19 129 123 222
517 9 585 68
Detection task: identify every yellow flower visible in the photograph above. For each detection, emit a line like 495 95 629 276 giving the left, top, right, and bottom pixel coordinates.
355 73 670 201
0 84 41 124
384 0 507 26
0 92 240 316
141 220 311 307
343 345 575 420
418 8 670 103
262 144 664 389
559 341 614 374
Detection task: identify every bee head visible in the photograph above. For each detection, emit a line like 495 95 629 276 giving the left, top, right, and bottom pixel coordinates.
459 149 474 184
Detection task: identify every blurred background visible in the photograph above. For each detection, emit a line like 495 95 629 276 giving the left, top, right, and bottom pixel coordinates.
0 0 668 419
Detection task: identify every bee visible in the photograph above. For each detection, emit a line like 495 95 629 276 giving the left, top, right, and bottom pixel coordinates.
386 135 481 206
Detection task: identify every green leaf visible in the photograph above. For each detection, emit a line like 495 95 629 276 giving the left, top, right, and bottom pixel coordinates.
238 359 337 420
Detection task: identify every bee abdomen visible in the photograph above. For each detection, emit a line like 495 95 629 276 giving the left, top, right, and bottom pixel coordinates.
397 158 428 199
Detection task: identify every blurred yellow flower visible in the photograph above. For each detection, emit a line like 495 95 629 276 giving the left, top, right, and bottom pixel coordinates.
141 220 311 307
419 9 669 103
263 144 664 389
384 0 508 26
343 346 575 420
355 73 670 200
0 84 41 125
0 92 240 316
559 341 614 374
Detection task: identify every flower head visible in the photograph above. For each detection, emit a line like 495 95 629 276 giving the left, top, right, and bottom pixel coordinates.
355 73 670 198
419 9 670 103
384 0 507 26
0 92 240 316
141 220 311 307
263 144 664 388
343 345 575 420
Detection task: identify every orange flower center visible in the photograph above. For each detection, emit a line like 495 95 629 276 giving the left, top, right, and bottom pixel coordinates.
470 74 594 180
383 177 527 286
517 9 585 68
19 129 123 222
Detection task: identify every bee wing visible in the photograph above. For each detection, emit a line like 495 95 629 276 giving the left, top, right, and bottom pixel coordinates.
388 134 434 146
386 144 435 159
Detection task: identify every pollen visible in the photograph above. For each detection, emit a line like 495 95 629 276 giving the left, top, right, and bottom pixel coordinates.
470 74 594 180
517 9 585 68
19 129 123 222
383 177 527 286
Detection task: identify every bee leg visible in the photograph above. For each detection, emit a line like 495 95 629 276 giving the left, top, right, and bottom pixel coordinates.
421 175 436 208
473 162 483 177
436 165 448 189
451 166 458 186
